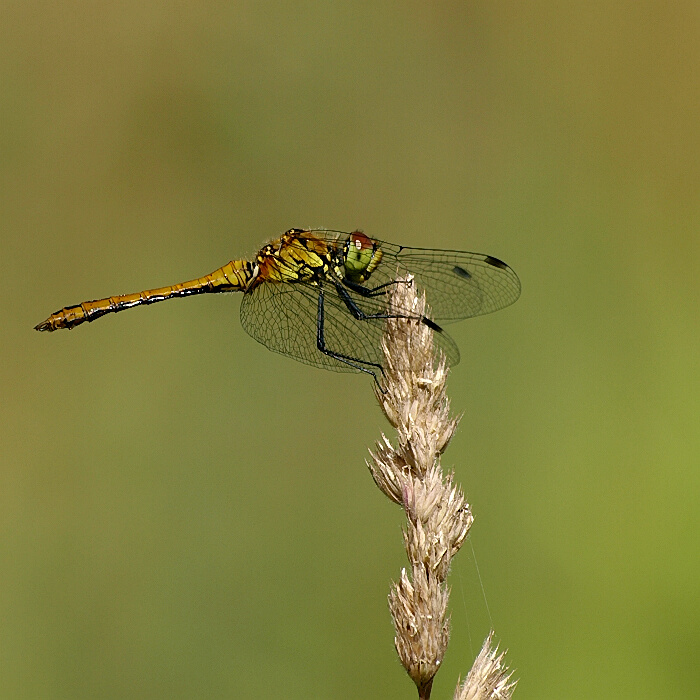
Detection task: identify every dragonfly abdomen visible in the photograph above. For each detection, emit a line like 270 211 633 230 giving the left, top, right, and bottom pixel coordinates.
34 259 255 332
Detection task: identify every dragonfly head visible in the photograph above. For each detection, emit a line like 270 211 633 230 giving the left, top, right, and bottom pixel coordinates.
343 231 383 283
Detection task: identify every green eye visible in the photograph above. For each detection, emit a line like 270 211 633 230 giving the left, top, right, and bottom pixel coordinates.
344 231 381 282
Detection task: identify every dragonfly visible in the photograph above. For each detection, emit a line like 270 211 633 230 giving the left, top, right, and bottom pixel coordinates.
35 228 521 377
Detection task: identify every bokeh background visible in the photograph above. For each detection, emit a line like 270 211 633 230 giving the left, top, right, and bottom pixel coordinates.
2 2 698 698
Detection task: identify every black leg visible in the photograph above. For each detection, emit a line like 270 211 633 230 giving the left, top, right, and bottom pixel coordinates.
342 277 412 298
335 281 441 327
316 284 384 378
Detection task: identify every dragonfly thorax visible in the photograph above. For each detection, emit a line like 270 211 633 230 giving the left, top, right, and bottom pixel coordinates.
252 230 337 288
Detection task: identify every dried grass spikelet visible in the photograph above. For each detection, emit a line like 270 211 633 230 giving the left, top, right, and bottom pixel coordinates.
453 633 517 700
368 276 516 700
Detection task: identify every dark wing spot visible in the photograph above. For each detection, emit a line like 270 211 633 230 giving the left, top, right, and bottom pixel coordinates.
453 265 472 279
484 255 508 270
421 317 443 333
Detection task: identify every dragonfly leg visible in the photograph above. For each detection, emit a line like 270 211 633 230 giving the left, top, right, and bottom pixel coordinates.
334 282 444 334
316 285 384 380
342 277 411 298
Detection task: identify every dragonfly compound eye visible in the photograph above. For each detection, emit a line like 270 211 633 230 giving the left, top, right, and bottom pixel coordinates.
344 231 382 282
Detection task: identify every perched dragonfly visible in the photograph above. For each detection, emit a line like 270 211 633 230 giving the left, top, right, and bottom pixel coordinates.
35 228 520 376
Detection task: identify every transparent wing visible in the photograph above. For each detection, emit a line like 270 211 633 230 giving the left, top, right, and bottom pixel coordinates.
299 230 521 323
239 277 459 374
392 246 520 321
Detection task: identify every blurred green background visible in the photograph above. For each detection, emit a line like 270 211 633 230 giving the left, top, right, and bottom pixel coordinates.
2 2 698 698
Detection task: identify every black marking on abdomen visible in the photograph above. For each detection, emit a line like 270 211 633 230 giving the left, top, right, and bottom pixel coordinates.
484 255 508 270
453 265 472 279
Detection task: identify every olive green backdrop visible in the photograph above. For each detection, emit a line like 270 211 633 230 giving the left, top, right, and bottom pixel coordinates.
2 2 698 698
